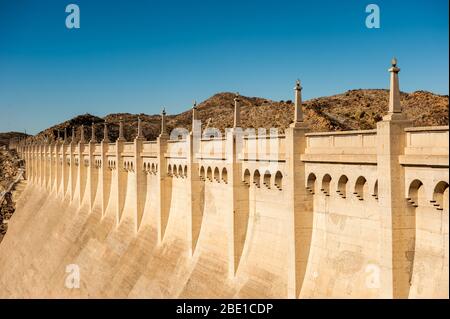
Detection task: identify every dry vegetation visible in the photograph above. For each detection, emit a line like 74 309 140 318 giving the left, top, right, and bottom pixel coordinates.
19 89 450 143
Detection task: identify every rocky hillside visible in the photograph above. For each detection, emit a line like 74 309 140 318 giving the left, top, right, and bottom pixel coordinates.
0 149 23 242
25 89 448 143
0 132 29 148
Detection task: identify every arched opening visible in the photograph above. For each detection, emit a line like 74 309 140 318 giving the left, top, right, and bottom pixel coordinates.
253 170 261 188
407 179 423 207
354 176 367 200
203 128 221 139
432 181 449 211
184 165 188 178
168 164 172 176
274 171 283 190
200 166 205 181
263 171 271 189
214 167 220 182
306 173 316 194
321 174 331 196
372 180 378 200
243 169 250 186
221 168 228 184
337 175 348 198
207 167 212 181
178 165 183 178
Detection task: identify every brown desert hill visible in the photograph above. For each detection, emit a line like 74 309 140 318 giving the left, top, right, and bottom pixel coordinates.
26 89 448 143
0 132 30 148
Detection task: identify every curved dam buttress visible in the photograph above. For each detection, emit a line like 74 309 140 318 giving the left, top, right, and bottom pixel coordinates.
0 121 448 298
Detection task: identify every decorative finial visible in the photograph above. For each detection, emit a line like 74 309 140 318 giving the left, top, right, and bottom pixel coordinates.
291 78 304 126
233 92 241 128
79 125 85 143
160 107 167 136
386 57 402 117
137 116 144 139
103 122 110 142
90 122 96 143
193 100 197 109
64 128 67 142
118 117 125 141
391 57 397 67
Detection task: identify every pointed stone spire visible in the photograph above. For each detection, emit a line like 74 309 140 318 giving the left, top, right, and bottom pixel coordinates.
388 57 401 115
103 122 110 143
79 125 85 143
192 100 197 121
136 116 144 139
192 100 198 133
160 107 167 136
117 117 125 141
71 127 76 144
233 93 241 128
294 79 303 123
56 130 61 142
90 122 96 143
64 127 67 143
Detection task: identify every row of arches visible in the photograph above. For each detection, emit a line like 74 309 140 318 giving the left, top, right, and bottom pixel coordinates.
123 160 134 172
408 179 448 211
200 166 228 184
306 173 378 201
94 159 102 168
168 164 188 178
108 160 116 170
242 169 283 190
143 162 158 174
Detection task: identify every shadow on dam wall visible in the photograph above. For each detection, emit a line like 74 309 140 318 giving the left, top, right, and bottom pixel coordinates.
0 180 288 298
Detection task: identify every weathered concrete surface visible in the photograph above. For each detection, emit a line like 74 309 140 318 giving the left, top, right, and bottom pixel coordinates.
0 181 293 298
1 162 447 298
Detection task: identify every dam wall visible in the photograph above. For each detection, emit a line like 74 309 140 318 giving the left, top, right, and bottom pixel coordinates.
0 61 448 298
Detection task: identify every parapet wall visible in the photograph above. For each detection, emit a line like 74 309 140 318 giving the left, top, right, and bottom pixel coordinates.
1 122 446 298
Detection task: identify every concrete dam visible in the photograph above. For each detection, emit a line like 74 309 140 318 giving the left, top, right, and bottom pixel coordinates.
0 61 448 298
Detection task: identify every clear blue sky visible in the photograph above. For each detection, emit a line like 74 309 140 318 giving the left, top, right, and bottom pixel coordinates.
0 0 448 134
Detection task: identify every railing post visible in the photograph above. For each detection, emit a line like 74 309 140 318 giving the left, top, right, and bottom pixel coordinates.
286 80 313 299
134 118 146 232
156 133 168 244
376 58 413 298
